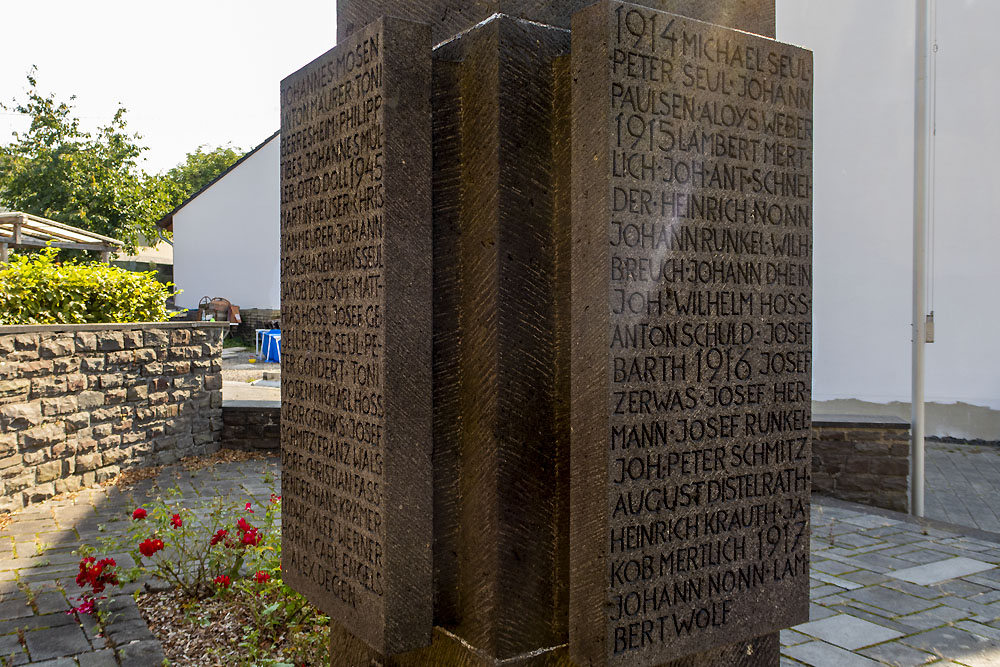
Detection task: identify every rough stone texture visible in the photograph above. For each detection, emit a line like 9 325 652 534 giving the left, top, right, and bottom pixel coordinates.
323 623 778 667
812 416 910 513
338 0 776 46
235 308 281 342
279 17 434 655
0 322 225 512
428 15 572 662
221 401 280 450
570 3 812 665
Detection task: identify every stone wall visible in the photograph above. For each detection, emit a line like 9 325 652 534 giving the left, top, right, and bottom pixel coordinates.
0 322 227 513
236 309 280 343
221 401 279 451
812 415 911 513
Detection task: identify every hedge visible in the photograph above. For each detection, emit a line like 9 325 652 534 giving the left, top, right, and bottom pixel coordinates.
0 248 176 325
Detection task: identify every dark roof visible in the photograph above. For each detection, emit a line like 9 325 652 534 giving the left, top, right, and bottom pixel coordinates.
156 130 280 231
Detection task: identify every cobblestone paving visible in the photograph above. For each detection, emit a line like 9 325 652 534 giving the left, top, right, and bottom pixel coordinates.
0 457 279 666
2 453 1000 665
925 441 1000 533
784 499 1000 666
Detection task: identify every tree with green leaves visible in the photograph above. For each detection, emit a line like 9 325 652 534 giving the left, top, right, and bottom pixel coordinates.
0 69 170 253
159 144 243 210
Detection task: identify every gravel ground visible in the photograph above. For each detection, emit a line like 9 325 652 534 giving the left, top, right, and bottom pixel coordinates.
221 347 281 384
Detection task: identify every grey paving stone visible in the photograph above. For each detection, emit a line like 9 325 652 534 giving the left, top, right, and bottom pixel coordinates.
23 624 91 660
838 570 891 586
891 556 996 585
32 591 68 615
810 584 845 599
809 602 838 621
955 619 1000 642
793 613 903 649
782 640 882 667
116 639 166 667
934 578 994 598
105 618 153 644
780 628 811 647
0 598 34 620
823 603 920 635
857 640 938 666
0 632 26 663
938 594 995 617
77 648 118 667
30 657 77 667
900 625 1000 665
812 573 862 592
0 613 73 636
812 558 858 576
881 578 943 600
841 515 902 530
898 604 970 630
898 548 972 565
847 585 939 616
971 589 1000 605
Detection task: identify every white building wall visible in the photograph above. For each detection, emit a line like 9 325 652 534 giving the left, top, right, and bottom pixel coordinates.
777 1 1000 438
172 136 280 312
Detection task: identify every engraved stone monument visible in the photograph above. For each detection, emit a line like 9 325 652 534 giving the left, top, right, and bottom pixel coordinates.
570 2 813 665
279 0 811 664
279 17 433 655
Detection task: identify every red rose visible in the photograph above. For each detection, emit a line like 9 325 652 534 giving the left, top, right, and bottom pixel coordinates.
210 529 228 546
170 514 183 528
236 517 252 533
132 508 147 520
76 557 96 587
241 528 262 546
139 538 164 558
69 597 96 615
214 575 231 589
76 556 118 594
244 502 254 513
253 571 271 584
270 494 281 504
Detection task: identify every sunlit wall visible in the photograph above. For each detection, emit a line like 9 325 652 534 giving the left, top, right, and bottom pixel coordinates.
778 0 1000 438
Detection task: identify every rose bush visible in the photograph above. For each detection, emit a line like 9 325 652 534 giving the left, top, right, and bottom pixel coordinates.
74 486 328 664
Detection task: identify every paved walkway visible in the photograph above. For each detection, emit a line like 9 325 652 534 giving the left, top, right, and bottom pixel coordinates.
785 499 1000 666
925 441 1000 533
0 456 280 666
1 448 1000 665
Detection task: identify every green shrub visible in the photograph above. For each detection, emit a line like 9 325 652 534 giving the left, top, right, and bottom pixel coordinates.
0 247 177 324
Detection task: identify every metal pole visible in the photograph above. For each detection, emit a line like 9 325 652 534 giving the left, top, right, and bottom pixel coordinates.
911 0 932 517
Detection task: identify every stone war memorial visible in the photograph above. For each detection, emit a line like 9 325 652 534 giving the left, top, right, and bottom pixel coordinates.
279 0 812 665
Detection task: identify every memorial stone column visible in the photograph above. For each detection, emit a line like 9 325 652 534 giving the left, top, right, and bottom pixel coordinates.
280 1 810 665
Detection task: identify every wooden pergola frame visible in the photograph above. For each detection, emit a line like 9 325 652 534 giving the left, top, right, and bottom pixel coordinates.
0 212 123 263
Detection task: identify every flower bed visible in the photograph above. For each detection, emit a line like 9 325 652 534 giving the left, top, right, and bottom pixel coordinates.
75 484 328 665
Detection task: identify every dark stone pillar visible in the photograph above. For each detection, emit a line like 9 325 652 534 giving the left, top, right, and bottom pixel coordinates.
319 2 800 665
431 16 572 660
338 0 776 45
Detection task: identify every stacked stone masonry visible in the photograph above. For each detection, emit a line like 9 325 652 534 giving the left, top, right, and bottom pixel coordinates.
812 416 911 513
221 401 280 451
0 322 226 513
236 308 281 343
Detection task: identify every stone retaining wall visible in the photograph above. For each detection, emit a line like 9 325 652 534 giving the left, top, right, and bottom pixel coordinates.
221 401 280 451
812 415 911 513
0 322 227 512
236 309 281 343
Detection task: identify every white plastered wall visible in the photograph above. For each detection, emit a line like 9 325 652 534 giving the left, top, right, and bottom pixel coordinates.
171 135 280 312
777 1 1000 439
